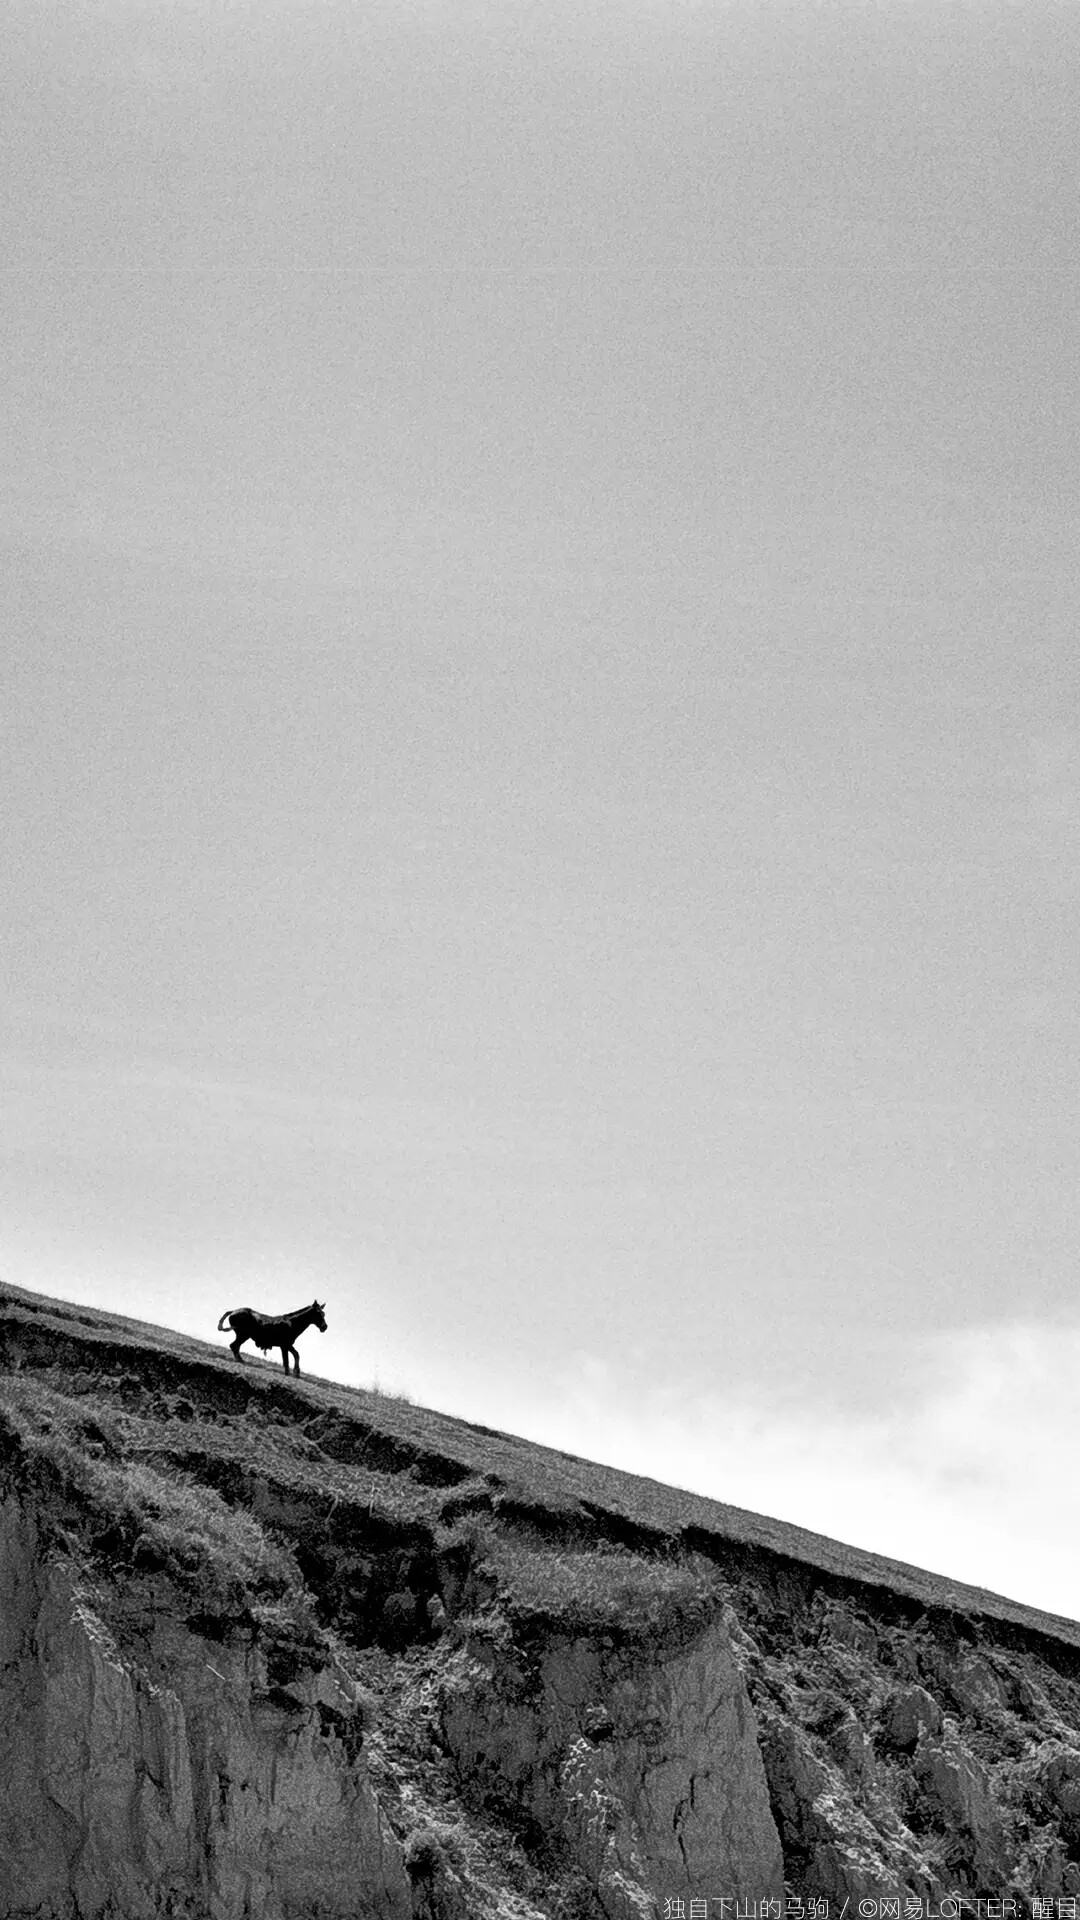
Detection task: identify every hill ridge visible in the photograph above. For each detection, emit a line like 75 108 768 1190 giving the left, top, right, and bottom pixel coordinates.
8 1276 1080 1911
2 1277 1075 1657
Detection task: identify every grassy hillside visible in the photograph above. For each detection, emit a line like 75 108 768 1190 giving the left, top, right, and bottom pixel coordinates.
1 1278 1076 1660
8 1279 1080 1910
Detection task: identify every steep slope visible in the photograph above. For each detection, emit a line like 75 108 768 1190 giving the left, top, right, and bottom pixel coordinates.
2 1282 1079 1919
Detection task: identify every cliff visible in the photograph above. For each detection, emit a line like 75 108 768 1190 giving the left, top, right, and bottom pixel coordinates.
2 1283 1080 1920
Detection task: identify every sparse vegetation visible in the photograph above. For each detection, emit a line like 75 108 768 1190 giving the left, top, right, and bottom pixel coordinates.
371 1374 416 1406
0 1373 319 1644
8 1282 1080 1912
490 1536 725 1641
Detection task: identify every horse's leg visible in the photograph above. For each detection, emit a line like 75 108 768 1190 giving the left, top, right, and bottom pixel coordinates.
280 1346 290 1371
230 1335 244 1362
288 1346 300 1375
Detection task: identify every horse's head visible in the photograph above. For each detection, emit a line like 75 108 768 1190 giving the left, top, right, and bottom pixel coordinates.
312 1300 328 1333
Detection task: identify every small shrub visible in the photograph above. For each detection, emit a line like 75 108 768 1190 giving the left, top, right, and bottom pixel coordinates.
404 1829 446 1880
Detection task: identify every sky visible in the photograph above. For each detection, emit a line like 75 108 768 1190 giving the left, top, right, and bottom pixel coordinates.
3 0 1079 1617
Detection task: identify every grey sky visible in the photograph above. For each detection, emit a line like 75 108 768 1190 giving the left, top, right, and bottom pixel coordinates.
3 0 1079 1609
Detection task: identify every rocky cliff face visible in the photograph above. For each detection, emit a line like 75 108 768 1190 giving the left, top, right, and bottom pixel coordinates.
435 1611 783 1917
3 1284 1080 1920
0 1495 409 1920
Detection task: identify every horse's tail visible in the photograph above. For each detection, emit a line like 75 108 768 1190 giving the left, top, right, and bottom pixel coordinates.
217 1310 238 1331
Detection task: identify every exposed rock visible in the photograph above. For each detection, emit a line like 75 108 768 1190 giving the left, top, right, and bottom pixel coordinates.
759 1711 931 1902
949 1653 1008 1719
0 1496 411 1919
10 1284 1080 1917
819 1604 878 1658
438 1616 784 1910
884 1685 944 1752
1025 1744 1080 1850
829 1711 878 1790
913 1721 1009 1884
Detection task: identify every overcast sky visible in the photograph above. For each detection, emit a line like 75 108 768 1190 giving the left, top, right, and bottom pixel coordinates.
4 0 1079 1616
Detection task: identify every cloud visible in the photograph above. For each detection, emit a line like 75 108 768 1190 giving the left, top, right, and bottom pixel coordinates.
482 1321 1080 1623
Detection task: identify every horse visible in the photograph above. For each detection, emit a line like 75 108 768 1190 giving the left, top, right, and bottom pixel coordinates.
216 1300 327 1375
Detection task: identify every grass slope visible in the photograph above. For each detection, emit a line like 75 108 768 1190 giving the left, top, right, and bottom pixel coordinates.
1 1279 1076 1659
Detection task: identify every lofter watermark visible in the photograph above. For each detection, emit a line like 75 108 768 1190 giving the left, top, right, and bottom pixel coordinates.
662 1899 1072 1920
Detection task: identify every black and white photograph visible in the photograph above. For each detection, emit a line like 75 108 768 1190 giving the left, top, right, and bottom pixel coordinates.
2 0 1079 1912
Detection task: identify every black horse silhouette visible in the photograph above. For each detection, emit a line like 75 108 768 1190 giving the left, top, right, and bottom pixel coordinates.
216 1300 327 1375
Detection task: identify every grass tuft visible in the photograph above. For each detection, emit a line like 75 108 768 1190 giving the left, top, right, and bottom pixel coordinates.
0 1375 319 1644
490 1537 724 1642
